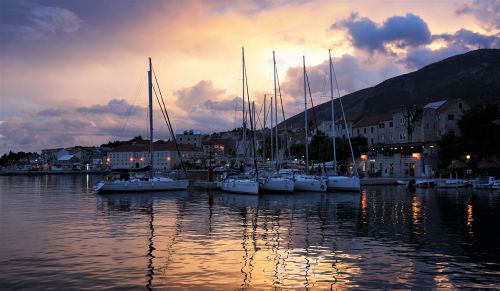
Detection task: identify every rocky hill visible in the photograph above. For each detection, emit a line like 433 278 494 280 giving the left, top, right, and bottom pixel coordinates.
283 49 500 129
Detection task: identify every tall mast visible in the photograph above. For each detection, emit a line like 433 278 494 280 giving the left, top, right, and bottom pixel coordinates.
303 56 309 174
263 94 266 161
273 51 278 166
328 49 337 175
252 102 256 153
331 51 359 178
148 57 154 178
270 96 274 162
242 47 247 166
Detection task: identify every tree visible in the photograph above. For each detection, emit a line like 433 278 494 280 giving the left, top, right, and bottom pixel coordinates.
458 104 500 158
438 104 500 171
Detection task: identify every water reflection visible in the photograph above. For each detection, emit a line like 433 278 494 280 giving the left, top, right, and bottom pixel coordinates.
1 176 500 289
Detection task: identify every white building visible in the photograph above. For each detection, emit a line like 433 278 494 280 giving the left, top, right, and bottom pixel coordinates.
107 142 203 171
351 99 469 146
176 130 202 147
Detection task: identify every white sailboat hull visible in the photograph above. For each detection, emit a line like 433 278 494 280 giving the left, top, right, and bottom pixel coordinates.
437 179 468 188
95 178 188 193
294 175 327 192
220 179 259 195
259 177 294 193
327 176 360 191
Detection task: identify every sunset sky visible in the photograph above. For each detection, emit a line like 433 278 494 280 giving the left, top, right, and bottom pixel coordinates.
1 0 498 153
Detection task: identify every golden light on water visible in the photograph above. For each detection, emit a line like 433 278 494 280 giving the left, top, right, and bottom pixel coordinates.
467 201 474 237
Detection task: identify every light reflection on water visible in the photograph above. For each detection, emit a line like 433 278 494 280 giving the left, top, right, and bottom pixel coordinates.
1 175 499 289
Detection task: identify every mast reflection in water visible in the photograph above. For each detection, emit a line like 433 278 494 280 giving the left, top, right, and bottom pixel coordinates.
0 175 499 289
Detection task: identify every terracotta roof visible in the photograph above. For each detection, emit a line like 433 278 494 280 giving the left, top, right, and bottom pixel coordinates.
353 113 393 128
110 141 203 152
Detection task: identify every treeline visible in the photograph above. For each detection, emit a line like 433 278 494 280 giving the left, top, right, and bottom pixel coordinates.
100 135 144 148
0 151 39 166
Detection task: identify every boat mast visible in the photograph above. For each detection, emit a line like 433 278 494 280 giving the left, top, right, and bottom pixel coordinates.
303 56 309 175
270 96 274 162
331 51 359 178
242 47 247 169
328 49 337 175
273 51 279 167
148 57 154 178
263 94 266 161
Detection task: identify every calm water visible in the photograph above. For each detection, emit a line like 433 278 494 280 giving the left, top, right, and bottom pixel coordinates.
1 175 499 290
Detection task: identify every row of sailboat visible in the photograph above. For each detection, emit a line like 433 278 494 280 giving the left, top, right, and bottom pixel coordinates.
220 48 360 195
95 49 360 195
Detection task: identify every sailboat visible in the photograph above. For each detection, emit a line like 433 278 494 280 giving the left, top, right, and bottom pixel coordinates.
258 51 295 194
220 48 259 195
95 58 189 193
325 50 360 191
288 56 328 192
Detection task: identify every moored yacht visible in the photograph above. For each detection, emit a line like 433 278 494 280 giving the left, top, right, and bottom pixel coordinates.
220 176 259 195
437 179 468 188
473 176 495 189
258 176 295 193
95 177 188 193
95 58 188 193
279 169 327 192
325 50 360 192
327 176 361 191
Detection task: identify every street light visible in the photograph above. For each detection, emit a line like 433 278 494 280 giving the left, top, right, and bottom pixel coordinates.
466 154 471 161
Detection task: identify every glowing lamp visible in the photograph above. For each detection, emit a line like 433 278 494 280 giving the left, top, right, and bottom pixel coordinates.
466 154 471 160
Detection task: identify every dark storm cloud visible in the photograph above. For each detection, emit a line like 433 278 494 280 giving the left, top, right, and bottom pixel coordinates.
332 12 431 53
434 29 499 49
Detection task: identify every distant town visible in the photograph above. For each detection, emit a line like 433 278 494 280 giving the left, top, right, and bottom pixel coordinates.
1 99 499 179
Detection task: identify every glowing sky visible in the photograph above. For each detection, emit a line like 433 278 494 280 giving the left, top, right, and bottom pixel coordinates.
0 0 498 153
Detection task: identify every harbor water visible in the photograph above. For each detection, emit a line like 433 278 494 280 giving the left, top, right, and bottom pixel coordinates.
1 175 499 289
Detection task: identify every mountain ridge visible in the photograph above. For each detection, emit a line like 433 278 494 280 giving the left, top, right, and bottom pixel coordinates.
283 49 500 129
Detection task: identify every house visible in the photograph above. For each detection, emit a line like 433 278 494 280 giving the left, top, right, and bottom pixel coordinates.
52 154 82 171
353 113 393 146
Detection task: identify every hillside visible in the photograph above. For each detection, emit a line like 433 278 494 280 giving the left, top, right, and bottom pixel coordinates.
283 49 500 129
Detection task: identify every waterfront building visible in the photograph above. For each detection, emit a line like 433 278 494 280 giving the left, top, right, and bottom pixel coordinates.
176 129 202 147
107 141 203 171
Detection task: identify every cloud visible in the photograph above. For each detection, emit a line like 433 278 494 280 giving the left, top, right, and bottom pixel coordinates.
332 12 431 54
175 80 226 110
282 54 401 100
403 46 466 69
403 29 499 69
175 80 244 113
456 0 500 30
76 99 145 116
37 109 68 117
204 97 242 111
0 4 81 41
434 29 499 49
